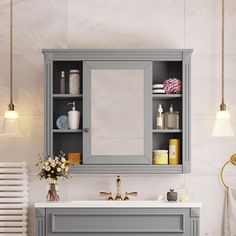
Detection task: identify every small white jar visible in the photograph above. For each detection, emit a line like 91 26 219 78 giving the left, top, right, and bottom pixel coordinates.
69 69 80 94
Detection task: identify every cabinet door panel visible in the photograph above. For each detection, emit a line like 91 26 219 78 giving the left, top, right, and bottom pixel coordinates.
46 208 191 236
83 61 152 164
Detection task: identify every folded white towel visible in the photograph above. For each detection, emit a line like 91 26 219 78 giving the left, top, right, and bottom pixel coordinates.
222 188 236 236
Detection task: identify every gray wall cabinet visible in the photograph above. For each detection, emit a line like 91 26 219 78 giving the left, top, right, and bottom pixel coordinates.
36 207 199 236
43 49 192 174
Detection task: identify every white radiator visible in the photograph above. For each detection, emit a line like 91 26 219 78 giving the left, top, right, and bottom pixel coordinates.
0 162 28 236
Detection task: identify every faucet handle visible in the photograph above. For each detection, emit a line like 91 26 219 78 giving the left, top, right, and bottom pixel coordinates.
100 192 113 200
124 192 138 201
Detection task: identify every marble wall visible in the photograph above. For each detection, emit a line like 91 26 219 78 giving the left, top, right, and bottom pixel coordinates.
0 0 236 235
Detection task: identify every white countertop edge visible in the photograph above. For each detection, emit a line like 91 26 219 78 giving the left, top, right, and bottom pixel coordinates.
35 201 202 208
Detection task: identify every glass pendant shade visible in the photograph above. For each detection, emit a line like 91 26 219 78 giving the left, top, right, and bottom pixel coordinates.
212 110 234 137
4 110 19 119
1 110 22 137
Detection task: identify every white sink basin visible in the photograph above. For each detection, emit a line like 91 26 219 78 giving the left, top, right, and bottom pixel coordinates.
35 200 202 208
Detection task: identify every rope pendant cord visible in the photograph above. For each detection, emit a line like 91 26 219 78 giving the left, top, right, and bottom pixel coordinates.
221 0 225 105
9 0 14 110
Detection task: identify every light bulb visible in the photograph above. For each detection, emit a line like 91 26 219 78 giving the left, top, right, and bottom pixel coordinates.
1 110 22 137
212 110 234 137
4 110 19 119
215 110 230 119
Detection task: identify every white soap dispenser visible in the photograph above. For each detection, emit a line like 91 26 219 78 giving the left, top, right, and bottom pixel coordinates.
67 102 80 130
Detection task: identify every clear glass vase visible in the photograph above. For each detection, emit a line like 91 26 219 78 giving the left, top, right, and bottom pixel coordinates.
47 178 59 201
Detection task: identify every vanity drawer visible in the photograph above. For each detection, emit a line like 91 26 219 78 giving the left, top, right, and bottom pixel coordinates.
46 208 191 236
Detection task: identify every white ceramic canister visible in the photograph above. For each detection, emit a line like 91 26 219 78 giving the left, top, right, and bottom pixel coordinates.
68 110 80 129
69 69 80 94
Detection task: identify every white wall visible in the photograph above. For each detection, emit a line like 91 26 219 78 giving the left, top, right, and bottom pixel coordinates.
0 0 236 235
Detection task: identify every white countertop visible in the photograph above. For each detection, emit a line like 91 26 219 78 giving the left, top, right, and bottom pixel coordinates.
35 200 202 208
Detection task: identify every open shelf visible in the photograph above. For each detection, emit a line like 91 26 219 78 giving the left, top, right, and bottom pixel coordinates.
153 61 182 84
152 99 182 130
53 99 83 130
152 60 183 166
53 61 83 94
53 132 83 162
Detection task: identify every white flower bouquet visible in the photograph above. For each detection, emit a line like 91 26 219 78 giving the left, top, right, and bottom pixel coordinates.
36 152 70 180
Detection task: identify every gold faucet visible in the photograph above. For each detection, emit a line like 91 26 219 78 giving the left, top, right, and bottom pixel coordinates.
100 176 138 201
100 191 113 200
124 192 138 201
115 176 122 201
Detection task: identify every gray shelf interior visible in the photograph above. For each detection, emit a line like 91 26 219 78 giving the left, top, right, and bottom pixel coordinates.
53 133 83 161
53 98 83 130
152 99 182 129
152 60 183 165
153 133 182 164
52 61 83 162
53 61 83 94
153 61 182 84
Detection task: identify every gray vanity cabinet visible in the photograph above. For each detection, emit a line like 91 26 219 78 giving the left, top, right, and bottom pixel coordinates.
36 207 200 236
43 49 192 174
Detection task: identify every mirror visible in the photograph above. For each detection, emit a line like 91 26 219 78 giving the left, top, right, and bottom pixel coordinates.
91 69 144 156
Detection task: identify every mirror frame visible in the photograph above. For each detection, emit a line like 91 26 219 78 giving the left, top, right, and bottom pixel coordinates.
83 61 152 165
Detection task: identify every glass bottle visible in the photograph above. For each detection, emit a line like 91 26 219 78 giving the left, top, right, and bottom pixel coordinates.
164 105 179 129
60 71 65 94
156 104 164 129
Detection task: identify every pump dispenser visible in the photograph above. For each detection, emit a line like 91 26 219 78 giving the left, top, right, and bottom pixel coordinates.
67 102 80 129
164 104 179 129
156 104 164 129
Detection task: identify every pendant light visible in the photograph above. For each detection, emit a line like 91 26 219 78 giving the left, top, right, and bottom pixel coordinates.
212 0 234 137
1 0 21 137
